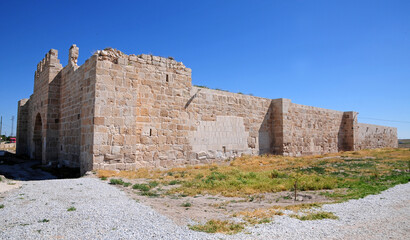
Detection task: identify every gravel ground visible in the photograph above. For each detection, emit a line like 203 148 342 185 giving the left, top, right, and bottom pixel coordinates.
0 177 409 240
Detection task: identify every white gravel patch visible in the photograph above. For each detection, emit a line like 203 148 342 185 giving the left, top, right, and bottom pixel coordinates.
0 178 409 240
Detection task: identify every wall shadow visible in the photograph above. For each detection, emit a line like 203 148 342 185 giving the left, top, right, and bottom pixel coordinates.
0 151 80 181
258 101 274 155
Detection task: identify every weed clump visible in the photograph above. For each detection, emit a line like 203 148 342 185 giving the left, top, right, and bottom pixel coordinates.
181 202 192 207
67 207 76 211
132 183 150 191
291 211 339 221
189 220 245 234
109 179 124 185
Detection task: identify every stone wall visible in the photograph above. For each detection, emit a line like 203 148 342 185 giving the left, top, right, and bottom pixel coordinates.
91 49 274 170
356 123 398 149
279 100 353 156
187 87 273 161
92 51 193 170
24 49 63 164
17 45 399 174
16 99 29 155
58 45 97 173
16 46 97 174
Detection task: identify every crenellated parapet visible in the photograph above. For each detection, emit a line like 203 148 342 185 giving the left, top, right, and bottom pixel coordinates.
34 49 62 81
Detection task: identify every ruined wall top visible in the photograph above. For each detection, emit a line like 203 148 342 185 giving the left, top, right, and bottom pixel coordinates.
69 44 79 66
94 48 191 73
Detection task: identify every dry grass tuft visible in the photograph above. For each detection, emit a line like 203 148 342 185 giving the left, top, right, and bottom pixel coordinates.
188 220 245 234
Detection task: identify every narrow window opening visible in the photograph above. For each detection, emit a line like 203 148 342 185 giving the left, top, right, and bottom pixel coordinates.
222 146 226 153
77 114 80 119
60 145 63 151
149 129 152 136
166 74 169 82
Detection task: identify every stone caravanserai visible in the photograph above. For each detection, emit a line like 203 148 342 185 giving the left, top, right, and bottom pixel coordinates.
16 45 398 174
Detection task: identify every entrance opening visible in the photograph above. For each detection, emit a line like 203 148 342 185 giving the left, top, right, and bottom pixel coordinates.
33 113 42 161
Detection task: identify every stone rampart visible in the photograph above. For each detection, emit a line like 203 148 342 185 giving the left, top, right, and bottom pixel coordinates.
16 45 399 174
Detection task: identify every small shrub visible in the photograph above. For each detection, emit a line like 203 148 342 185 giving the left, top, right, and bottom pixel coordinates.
269 170 286 178
122 182 132 187
0 204 4 209
140 191 159 197
258 218 271 224
67 207 76 211
148 181 159 188
109 179 124 185
100 176 107 180
132 183 150 192
39 219 49 223
181 202 192 207
168 180 180 185
195 174 204 179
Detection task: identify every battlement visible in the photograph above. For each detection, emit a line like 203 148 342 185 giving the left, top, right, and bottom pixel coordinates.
35 49 60 73
95 48 191 74
34 49 62 81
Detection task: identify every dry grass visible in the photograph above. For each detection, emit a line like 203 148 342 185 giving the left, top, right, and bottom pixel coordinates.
97 148 410 199
188 220 245 234
290 211 339 221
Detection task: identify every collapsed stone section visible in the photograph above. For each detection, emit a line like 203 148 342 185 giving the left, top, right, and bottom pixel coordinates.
17 45 398 175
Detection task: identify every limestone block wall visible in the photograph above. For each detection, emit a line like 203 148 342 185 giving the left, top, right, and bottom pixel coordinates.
187 87 273 161
17 45 399 174
91 49 274 170
280 100 351 156
16 99 29 155
25 49 63 164
92 50 193 170
58 47 97 172
355 123 398 150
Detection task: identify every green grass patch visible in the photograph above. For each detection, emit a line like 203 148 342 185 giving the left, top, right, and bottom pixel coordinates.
132 183 150 191
139 191 159 197
67 207 76 211
148 181 159 188
181 202 192 207
109 178 124 185
168 180 181 185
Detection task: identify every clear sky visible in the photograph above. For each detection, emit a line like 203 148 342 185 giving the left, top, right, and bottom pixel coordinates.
0 0 409 138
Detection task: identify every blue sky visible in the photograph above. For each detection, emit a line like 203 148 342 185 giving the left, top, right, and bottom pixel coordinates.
0 0 409 138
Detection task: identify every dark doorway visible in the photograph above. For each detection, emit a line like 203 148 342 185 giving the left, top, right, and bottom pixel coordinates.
33 113 42 161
